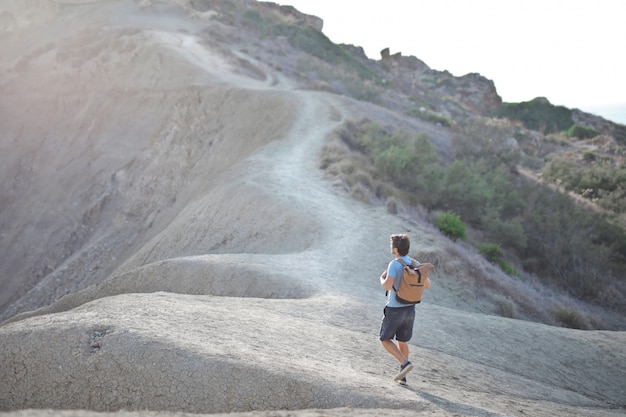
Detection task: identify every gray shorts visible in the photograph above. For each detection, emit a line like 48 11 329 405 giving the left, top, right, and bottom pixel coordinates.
379 305 415 342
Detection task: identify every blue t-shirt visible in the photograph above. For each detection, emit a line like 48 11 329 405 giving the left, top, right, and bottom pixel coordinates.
386 255 419 308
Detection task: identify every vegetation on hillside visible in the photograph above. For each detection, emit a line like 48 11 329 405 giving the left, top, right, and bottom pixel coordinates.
542 158 626 228
321 120 626 324
241 8 380 84
495 97 626 145
494 97 573 134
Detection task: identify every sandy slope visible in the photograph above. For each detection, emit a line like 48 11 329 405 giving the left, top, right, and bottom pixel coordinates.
1 1 625 417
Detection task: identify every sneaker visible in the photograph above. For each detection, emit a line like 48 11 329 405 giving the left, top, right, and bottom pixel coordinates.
393 361 413 381
396 364 409 385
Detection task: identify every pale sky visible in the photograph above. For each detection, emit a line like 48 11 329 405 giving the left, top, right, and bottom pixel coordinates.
278 0 626 124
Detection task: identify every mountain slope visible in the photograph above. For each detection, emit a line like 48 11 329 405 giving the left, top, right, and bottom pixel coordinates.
0 1 624 417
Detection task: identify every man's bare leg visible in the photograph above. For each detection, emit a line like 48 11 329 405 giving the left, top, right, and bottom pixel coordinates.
398 341 409 362
381 339 407 363
382 339 413 382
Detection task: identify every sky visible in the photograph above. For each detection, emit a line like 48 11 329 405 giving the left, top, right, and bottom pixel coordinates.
277 0 626 124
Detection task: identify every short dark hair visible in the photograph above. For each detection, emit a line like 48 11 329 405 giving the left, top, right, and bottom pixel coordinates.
390 234 410 256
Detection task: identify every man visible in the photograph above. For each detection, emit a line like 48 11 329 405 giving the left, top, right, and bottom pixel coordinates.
379 233 433 385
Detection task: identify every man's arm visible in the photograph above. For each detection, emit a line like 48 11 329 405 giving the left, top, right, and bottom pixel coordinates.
380 270 395 292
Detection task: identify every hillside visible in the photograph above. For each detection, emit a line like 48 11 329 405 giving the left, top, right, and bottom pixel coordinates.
1 1 625 417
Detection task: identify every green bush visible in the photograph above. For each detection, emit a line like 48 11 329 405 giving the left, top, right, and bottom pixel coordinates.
477 243 520 277
483 212 527 253
564 124 599 139
582 151 597 162
439 161 492 225
496 259 520 278
435 212 466 241
478 243 502 262
242 10 262 26
520 185 616 300
410 108 452 127
342 124 442 203
495 97 573 133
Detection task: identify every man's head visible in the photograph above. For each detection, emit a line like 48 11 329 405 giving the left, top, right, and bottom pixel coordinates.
390 234 410 256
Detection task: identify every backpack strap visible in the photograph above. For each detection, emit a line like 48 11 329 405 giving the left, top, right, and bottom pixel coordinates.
391 258 405 292
392 258 421 292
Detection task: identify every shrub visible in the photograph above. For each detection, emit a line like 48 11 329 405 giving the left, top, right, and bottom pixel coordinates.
456 118 523 170
349 183 372 203
478 243 520 277
484 214 528 252
564 124 599 139
242 10 266 31
435 212 466 241
342 124 442 202
439 161 492 225
553 306 589 330
477 243 502 262
410 108 452 127
386 197 398 214
318 142 344 169
520 185 616 299
582 151 597 162
495 97 573 133
494 297 516 318
496 259 520 278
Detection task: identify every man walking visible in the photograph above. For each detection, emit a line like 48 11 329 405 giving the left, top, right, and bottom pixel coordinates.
379 233 433 385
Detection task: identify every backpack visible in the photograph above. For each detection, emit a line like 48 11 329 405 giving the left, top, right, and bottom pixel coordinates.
393 258 432 304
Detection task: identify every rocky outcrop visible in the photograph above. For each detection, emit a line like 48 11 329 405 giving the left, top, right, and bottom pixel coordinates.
451 72 503 114
377 50 502 117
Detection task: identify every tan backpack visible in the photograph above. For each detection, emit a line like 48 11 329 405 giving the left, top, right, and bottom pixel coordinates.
393 258 432 304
